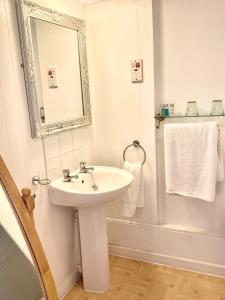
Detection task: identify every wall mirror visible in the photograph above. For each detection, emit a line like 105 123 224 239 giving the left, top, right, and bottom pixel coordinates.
17 0 91 138
0 156 58 299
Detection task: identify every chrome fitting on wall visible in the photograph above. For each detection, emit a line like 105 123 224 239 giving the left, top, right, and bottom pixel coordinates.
32 176 51 186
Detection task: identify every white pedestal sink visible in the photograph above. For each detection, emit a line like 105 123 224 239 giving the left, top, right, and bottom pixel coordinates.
49 166 133 293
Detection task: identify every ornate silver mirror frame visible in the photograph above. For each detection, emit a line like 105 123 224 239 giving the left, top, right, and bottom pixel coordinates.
16 0 92 138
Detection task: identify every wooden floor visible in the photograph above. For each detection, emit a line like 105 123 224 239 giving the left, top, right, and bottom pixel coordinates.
64 256 225 300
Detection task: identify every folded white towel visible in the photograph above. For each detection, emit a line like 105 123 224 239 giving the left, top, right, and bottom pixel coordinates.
217 127 225 182
121 161 145 218
164 122 224 202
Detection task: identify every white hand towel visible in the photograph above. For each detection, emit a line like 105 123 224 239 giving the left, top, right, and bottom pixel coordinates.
217 127 225 182
164 122 224 202
121 161 145 218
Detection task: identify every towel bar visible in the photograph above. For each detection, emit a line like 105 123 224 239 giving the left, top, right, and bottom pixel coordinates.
123 140 146 165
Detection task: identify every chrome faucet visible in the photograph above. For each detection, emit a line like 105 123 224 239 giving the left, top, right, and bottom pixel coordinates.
79 161 94 173
63 169 79 182
79 162 98 191
62 162 94 183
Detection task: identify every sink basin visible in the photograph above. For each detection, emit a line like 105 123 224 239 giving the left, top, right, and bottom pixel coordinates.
49 166 133 293
49 166 133 208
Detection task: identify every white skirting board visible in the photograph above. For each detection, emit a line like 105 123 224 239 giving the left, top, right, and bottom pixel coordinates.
107 219 225 277
58 270 81 300
109 245 225 277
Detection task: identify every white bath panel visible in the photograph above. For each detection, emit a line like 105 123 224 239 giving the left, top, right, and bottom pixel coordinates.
107 218 225 277
159 223 207 233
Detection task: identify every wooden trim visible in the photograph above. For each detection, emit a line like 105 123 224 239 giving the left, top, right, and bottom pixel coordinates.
0 156 58 300
21 188 35 221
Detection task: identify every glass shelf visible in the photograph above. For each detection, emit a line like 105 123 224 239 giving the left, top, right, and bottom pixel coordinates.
154 114 225 128
154 114 225 120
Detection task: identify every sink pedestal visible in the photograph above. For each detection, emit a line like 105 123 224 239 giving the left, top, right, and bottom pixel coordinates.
50 166 133 293
78 206 110 293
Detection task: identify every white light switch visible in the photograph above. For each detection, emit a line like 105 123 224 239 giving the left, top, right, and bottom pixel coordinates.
131 59 143 82
48 68 58 88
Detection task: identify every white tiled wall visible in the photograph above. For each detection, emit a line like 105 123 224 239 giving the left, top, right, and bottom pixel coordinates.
44 126 95 181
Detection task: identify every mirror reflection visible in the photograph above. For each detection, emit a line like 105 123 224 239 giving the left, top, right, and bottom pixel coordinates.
0 182 44 300
30 18 84 124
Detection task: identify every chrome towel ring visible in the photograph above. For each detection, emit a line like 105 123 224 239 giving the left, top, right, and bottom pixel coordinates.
123 140 146 165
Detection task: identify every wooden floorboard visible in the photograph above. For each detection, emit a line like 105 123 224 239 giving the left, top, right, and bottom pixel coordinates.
64 256 225 300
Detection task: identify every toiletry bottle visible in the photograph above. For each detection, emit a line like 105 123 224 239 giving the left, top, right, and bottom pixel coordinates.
161 104 169 117
169 103 175 116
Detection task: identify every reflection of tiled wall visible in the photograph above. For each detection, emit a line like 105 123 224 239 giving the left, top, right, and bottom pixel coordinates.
44 126 95 181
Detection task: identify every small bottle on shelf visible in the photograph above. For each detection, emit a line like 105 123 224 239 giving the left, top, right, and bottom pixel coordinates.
160 104 169 117
169 103 175 116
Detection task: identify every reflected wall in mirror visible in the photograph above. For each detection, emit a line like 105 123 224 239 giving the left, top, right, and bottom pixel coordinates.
0 156 58 299
17 0 91 138
30 18 84 124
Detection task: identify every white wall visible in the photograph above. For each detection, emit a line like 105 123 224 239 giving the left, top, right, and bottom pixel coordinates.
85 0 225 277
153 0 225 234
0 0 95 298
153 0 225 116
86 0 158 225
